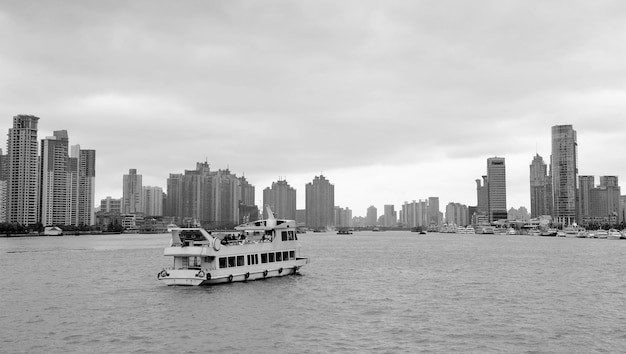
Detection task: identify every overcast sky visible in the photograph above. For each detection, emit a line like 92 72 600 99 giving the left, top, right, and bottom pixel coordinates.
2 1 626 216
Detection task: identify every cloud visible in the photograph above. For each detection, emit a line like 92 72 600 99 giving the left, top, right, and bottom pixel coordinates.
2 1 626 214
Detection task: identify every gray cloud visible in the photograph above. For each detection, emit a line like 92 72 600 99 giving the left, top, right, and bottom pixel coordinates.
2 0 626 213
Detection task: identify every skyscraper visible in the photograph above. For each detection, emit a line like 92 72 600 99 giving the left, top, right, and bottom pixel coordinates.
7 115 40 225
551 125 577 225
366 205 377 226
143 186 164 216
40 130 69 226
487 157 507 222
305 175 334 229
123 169 143 214
529 154 549 218
263 180 296 220
427 197 440 226
75 148 96 226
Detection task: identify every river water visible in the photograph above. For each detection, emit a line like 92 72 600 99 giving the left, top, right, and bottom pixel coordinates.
1 231 625 353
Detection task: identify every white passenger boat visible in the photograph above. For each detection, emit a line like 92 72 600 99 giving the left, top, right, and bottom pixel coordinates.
157 207 309 286
607 229 621 240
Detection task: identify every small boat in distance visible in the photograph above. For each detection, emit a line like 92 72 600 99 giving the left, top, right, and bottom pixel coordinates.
337 228 352 235
43 226 63 236
157 206 309 286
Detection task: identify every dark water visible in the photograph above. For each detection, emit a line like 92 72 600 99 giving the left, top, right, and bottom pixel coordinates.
1 232 625 353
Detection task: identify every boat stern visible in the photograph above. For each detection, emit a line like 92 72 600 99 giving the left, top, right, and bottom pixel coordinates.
157 268 208 286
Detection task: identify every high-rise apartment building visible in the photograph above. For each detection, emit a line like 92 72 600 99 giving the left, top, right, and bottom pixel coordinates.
487 157 507 222
401 200 428 228
334 206 352 227
383 204 396 227
123 169 143 214
143 186 163 216
0 149 7 222
100 197 122 214
305 175 334 229
366 205 377 226
578 175 594 223
40 130 69 226
445 202 468 226
164 163 255 228
529 154 550 218
551 125 578 225
75 148 96 226
475 176 488 217
263 180 296 220
7 115 40 225
427 197 440 226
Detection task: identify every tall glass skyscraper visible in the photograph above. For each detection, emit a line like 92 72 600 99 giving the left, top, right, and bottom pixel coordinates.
551 125 577 225
529 154 549 218
487 157 507 222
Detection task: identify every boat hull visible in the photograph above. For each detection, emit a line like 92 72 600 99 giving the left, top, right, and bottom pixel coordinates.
158 258 308 286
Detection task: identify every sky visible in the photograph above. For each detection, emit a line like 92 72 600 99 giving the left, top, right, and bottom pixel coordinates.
2 1 626 217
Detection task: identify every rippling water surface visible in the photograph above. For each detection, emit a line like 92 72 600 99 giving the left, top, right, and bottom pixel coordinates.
1 232 625 353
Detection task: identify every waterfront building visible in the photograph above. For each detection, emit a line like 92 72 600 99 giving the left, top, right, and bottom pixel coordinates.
487 157 507 222
334 206 352 227
508 206 530 221
366 205 377 226
122 169 143 214
143 186 163 217
401 200 428 228
383 204 397 227
296 209 306 226
551 125 578 225
40 131 69 226
0 150 7 222
7 115 40 225
445 202 468 226
72 147 96 226
475 176 488 217
578 176 594 223
164 163 255 228
619 195 626 224
428 197 440 226
529 154 550 218
100 196 122 214
263 179 296 220
305 175 334 229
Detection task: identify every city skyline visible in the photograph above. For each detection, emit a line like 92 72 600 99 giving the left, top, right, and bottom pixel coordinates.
3 2 626 215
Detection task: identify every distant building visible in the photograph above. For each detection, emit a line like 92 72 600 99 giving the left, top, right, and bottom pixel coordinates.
383 204 396 227
579 176 621 226
551 125 578 225
263 180 296 220
305 175 334 229
122 169 143 214
72 147 96 226
100 197 122 214
334 206 352 227
428 197 440 226
7 115 40 225
143 186 163 216
445 202 468 226
40 130 69 226
366 205 377 226
400 200 428 228
487 157 507 222
529 154 550 218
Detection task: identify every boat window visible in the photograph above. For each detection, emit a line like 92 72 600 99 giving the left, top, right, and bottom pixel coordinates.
228 256 236 268
237 256 244 267
289 250 295 259
288 231 295 240
255 254 258 264
219 257 227 268
282 231 288 241
283 251 289 260
269 253 275 262
261 253 268 263
276 252 282 262
189 257 202 268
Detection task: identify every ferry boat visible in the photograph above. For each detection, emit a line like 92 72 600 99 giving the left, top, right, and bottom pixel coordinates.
157 207 309 286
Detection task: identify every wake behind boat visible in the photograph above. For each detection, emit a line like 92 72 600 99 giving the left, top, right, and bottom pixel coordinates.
157 206 309 286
